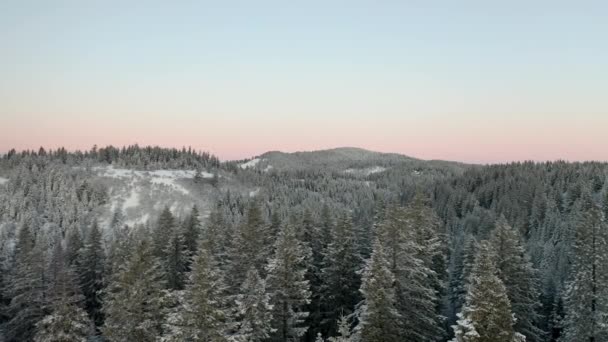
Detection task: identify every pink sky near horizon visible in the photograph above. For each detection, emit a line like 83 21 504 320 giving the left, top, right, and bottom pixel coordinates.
2 113 606 164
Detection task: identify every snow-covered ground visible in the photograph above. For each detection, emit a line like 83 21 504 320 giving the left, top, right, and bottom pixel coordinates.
94 166 214 196
91 166 216 228
343 166 387 176
0 177 8 185
240 158 261 169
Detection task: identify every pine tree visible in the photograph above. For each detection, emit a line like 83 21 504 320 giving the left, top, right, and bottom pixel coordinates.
78 220 105 327
164 242 230 341
320 213 361 336
451 241 521 342
34 243 92 342
490 217 545 341
102 238 167 341
4 225 47 342
356 240 401 342
266 222 311 341
560 204 608 342
233 267 274 342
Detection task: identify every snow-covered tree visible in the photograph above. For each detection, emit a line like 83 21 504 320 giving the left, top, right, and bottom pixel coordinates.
4 225 47 342
230 201 271 288
320 213 361 335
327 314 354 342
451 241 522 342
182 205 201 257
164 242 230 341
153 206 176 258
375 205 443 340
447 234 477 326
65 227 83 267
266 222 311 341
102 238 167 341
356 240 401 342
163 227 188 291
490 216 545 341
233 267 274 342
34 242 92 342
78 220 105 327
560 203 608 342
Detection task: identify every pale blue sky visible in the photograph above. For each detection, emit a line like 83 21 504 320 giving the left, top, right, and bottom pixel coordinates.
1 1 607 162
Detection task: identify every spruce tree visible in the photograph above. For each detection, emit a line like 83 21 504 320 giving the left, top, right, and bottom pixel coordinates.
154 206 176 258
233 267 274 342
78 220 105 327
451 241 522 342
164 242 230 341
327 315 354 342
34 243 92 342
182 205 201 257
560 204 608 342
320 213 361 336
448 234 477 327
375 205 443 340
65 227 83 268
266 222 311 341
102 238 167 341
203 207 230 268
163 227 188 291
230 201 270 288
490 217 545 341
356 240 401 342
300 209 325 340
4 225 47 342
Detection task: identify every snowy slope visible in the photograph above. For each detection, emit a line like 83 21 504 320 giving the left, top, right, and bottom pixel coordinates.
92 166 218 227
239 158 261 169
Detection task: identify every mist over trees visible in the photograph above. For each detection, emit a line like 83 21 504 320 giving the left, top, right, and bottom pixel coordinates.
0 145 607 341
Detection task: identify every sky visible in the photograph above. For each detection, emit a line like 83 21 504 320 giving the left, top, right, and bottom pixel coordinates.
1 1 607 163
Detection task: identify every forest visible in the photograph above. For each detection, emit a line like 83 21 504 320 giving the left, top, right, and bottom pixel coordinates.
0 145 606 342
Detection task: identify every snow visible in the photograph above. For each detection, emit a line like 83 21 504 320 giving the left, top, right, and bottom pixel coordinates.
0 177 8 185
343 166 387 176
240 158 261 169
123 189 140 210
150 177 189 195
93 166 215 195
263 165 274 172
249 188 260 197
94 166 212 180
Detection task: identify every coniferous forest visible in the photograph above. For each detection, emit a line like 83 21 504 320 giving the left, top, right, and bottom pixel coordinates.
0 145 607 342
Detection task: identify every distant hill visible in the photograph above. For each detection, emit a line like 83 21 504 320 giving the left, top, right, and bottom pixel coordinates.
236 147 468 175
